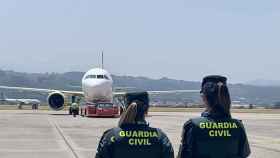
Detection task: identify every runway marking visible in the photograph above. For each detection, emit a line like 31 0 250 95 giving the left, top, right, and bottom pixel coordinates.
48 117 81 158
249 135 280 144
251 144 280 153
0 139 58 141
249 135 280 153
0 149 65 152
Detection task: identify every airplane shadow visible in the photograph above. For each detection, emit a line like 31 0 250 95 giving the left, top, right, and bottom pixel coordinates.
49 114 120 119
50 114 70 116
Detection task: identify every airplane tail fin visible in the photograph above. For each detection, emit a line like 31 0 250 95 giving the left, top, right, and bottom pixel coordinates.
101 50 104 69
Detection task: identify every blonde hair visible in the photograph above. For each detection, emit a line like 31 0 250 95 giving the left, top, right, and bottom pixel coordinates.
118 103 138 127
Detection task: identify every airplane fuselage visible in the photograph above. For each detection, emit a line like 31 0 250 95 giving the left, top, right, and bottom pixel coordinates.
81 68 113 103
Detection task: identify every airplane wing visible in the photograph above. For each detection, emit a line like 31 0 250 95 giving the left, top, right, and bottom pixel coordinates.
113 89 200 97
147 90 200 94
113 89 200 109
0 86 84 97
1 85 199 99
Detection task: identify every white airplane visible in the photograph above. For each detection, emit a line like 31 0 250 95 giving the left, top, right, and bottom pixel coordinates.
0 92 40 106
0 68 199 111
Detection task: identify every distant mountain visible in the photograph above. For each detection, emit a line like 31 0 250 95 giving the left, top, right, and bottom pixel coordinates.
246 79 280 87
112 76 200 91
1 69 280 106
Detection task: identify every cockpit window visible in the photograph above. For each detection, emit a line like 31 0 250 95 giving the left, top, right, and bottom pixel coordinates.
104 75 109 80
85 74 110 80
85 75 96 79
97 75 104 79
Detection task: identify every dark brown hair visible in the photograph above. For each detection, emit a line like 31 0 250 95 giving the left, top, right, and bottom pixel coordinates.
202 82 231 117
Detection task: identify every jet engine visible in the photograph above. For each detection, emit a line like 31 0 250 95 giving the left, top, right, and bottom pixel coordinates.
47 92 65 110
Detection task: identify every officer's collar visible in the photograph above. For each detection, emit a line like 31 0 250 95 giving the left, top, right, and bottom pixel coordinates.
201 111 231 119
119 121 149 128
136 120 148 125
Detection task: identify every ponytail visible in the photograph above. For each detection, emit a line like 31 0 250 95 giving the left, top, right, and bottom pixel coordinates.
217 82 231 117
202 81 231 117
118 100 147 127
118 103 137 127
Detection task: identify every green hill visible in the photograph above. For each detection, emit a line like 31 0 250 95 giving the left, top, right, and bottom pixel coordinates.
1 69 280 106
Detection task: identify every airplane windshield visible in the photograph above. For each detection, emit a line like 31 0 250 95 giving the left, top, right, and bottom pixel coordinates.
85 75 97 79
85 75 110 80
104 75 109 80
97 75 104 79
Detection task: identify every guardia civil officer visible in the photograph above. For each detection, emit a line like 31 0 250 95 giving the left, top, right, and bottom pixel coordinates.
95 92 174 158
177 75 250 158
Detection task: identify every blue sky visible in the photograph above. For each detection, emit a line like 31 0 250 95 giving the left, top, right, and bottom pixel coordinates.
0 0 279 83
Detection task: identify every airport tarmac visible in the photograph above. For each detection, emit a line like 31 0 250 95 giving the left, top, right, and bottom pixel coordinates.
0 110 279 158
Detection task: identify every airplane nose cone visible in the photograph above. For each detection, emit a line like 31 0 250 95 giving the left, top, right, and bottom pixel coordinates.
82 79 113 101
85 80 108 88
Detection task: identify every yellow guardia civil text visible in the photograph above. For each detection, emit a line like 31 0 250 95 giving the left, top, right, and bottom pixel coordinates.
119 130 158 146
199 122 238 137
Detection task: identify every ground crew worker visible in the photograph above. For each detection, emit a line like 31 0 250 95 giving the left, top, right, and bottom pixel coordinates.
71 98 80 117
95 92 174 158
178 75 251 158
